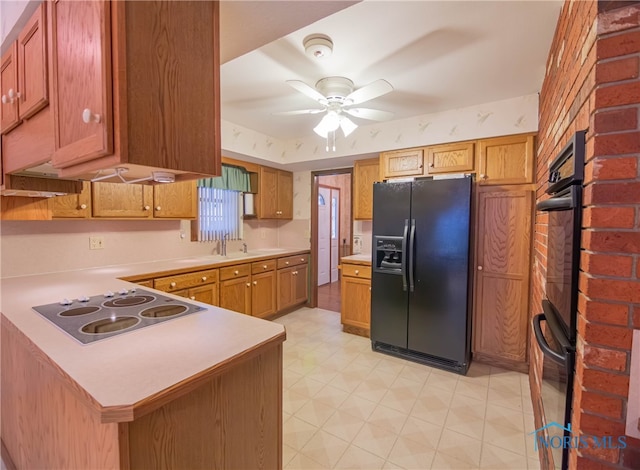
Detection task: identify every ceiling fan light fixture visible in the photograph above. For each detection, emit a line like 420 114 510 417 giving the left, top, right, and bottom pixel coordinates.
340 116 358 137
314 111 341 137
303 34 333 59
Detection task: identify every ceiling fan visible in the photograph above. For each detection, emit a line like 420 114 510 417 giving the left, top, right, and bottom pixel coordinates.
275 76 394 147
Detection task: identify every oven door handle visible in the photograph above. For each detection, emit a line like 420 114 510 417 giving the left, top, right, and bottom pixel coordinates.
536 196 573 212
533 313 567 366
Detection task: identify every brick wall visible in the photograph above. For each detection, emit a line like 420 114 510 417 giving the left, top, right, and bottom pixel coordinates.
532 1 640 469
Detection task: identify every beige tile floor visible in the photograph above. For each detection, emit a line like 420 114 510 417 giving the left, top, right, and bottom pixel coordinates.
275 308 541 470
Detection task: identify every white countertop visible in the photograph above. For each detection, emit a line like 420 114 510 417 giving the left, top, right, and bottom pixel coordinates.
341 253 372 263
0 249 304 412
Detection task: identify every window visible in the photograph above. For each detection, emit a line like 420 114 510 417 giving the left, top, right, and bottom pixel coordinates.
196 186 243 241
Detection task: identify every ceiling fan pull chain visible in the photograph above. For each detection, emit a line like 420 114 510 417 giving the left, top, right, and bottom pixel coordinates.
332 131 336 152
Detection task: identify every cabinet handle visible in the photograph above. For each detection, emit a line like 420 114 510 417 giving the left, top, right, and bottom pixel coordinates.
253 281 257 285
285 261 289 265
429 162 435 168
480 174 488 180
355 270 360 275
263 265 267 270
246 283 251 287
190 296 196 300
477 266 483 271
369 287 371 291
143 205 150 211
79 204 87 210
82 108 102 124
170 282 177 287
201 276 207 281
2 89 20 104
234 270 239 275
293 271 298 275
301 258 305 262
155 206 161 211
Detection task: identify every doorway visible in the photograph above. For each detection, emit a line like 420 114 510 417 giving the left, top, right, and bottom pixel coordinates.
310 170 353 313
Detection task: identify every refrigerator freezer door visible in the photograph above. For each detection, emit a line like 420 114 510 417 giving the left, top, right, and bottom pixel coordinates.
407 177 472 366
370 182 412 348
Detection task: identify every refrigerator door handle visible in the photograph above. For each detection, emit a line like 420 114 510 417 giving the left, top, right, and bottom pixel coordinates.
408 219 416 292
401 219 408 291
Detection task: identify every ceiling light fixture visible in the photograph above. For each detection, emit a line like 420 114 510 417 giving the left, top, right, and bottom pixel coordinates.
313 110 357 152
303 34 333 59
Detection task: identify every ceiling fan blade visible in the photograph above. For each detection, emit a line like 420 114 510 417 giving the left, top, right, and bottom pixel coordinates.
344 107 395 121
273 108 326 116
345 79 393 105
286 80 327 104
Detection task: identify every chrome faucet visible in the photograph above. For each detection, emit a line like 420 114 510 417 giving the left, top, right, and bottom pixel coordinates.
220 234 228 257
242 242 248 254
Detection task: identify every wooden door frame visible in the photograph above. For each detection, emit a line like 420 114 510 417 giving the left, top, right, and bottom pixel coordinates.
309 168 353 309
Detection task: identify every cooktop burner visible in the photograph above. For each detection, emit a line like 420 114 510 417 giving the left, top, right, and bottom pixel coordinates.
32 288 206 344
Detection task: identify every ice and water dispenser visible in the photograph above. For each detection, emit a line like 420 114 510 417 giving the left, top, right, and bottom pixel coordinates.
373 236 405 274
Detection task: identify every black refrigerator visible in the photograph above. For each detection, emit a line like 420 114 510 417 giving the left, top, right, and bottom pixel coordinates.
370 176 473 374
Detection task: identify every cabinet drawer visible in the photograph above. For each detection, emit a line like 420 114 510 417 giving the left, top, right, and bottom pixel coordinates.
277 254 309 269
252 259 277 274
154 269 219 292
342 264 371 279
220 263 251 281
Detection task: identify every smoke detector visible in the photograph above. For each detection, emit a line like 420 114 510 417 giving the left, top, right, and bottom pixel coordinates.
303 34 333 59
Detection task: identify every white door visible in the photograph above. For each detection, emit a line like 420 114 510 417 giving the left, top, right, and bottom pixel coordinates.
330 188 340 283
317 187 330 286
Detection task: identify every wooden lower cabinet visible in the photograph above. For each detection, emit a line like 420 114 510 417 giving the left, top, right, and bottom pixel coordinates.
472 186 533 372
153 269 219 306
220 276 251 315
340 261 371 336
277 263 308 311
252 270 277 319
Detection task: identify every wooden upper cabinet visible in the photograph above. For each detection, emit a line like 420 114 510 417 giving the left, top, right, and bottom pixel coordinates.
353 158 379 220
477 134 535 185
50 1 221 180
18 4 48 121
425 141 474 174
91 182 153 218
50 0 113 168
153 181 197 219
1 43 20 134
258 166 293 219
380 148 424 178
52 181 91 218
473 188 533 367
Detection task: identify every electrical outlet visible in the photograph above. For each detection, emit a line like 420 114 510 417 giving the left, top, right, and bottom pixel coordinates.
89 236 104 250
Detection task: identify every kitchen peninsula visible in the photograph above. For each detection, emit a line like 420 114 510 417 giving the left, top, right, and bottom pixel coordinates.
0 250 308 469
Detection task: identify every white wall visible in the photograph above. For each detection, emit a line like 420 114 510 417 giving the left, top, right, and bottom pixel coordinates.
1 1 39 50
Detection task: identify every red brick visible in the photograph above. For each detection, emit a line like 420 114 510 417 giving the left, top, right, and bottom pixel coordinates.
581 390 624 418
583 321 633 349
597 30 640 59
575 455 619 470
581 368 630 397
623 445 640 468
593 107 639 134
633 307 640 328
581 297 629 326
593 131 640 155
583 277 640 303
581 252 634 277
582 206 636 229
583 230 640 253
592 156 639 180
596 56 640 84
579 412 627 437
584 182 640 204
583 344 628 372
580 437 621 464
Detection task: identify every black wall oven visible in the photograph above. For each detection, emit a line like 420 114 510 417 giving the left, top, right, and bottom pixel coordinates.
533 130 585 470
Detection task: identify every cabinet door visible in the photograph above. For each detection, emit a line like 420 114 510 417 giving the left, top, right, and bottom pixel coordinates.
50 0 113 168
426 142 474 174
52 181 91 218
1 43 20 134
258 166 278 218
353 158 379 220
251 271 276 318
380 148 424 178
18 4 48 120
220 276 251 315
341 276 371 330
188 284 218 306
293 263 308 305
277 170 293 219
92 182 153 218
153 181 197 219
276 268 294 311
473 188 533 365
477 134 535 185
